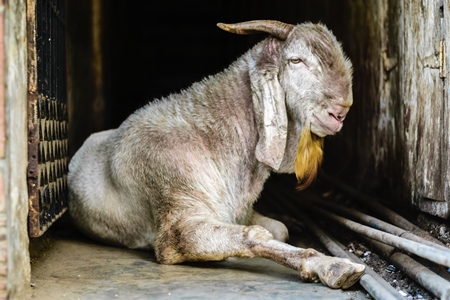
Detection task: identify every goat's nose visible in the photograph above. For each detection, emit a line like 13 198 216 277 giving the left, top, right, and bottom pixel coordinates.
328 112 347 122
328 105 350 123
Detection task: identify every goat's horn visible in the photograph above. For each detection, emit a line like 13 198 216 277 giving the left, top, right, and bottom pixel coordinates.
217 20 294 40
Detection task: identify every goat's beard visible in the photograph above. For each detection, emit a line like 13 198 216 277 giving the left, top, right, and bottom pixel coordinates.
294 127 324 190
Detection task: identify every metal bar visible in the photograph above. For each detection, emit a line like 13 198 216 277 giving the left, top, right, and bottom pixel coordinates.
298 213 404 300
301 203 450 267
390 252 450 300
261 187 403 299
261 176 450 298
363 237 450 299
359 275 401 300
302 192 450 252
319 172 443 245
27 0 68 237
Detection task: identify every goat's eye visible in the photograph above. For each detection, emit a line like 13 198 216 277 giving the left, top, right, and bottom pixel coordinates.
289 57 303 64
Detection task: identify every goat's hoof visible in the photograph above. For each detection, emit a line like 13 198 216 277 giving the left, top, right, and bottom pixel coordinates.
300 256 365 289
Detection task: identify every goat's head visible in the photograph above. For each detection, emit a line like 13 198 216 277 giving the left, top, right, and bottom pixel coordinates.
218 20 353 189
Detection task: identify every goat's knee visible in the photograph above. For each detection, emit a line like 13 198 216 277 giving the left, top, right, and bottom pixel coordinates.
155 221 258 264
250 213 289 242
243 225 274 242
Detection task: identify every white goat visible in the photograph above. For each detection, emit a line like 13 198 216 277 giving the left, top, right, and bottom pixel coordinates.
68 20 365 289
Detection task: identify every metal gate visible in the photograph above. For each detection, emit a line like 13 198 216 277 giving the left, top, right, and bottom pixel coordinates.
27 0 68 237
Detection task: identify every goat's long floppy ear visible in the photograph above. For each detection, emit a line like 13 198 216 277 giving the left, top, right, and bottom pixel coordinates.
218 20 294 170
249 64 288 170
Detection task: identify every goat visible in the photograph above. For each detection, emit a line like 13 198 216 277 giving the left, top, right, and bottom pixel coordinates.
68 20 365 289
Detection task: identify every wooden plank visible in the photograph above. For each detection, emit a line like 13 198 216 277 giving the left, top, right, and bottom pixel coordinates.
419 0 450 217
26 0 40 237
445 0 450 212
402 0 446 210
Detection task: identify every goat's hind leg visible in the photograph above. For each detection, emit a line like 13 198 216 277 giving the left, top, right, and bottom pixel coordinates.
156 219 364 289
250 212 289 242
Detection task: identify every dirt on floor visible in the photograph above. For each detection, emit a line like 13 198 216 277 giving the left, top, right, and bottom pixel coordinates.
346 240 436 299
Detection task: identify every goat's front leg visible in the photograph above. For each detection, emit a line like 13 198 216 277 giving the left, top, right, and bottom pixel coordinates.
156 220 365 289
241 225 364 289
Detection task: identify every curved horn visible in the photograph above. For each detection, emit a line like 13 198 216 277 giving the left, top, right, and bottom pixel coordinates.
217 20 294 40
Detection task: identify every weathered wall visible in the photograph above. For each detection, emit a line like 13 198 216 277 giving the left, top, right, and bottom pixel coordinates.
402 0 445 202
325 0 450 218
3 0 30 298
404 0 449 217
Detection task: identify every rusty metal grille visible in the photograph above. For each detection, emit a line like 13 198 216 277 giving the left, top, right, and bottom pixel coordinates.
27 0 68 237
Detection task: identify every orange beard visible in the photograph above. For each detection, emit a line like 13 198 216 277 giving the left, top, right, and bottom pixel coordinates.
294 127 324 190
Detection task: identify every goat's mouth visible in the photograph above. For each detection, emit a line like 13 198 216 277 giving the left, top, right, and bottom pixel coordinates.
311 114 343 137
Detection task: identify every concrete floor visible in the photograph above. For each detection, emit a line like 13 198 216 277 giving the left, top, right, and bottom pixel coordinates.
28 222 369 300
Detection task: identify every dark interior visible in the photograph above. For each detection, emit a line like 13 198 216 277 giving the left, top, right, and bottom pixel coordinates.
102 1 350 130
